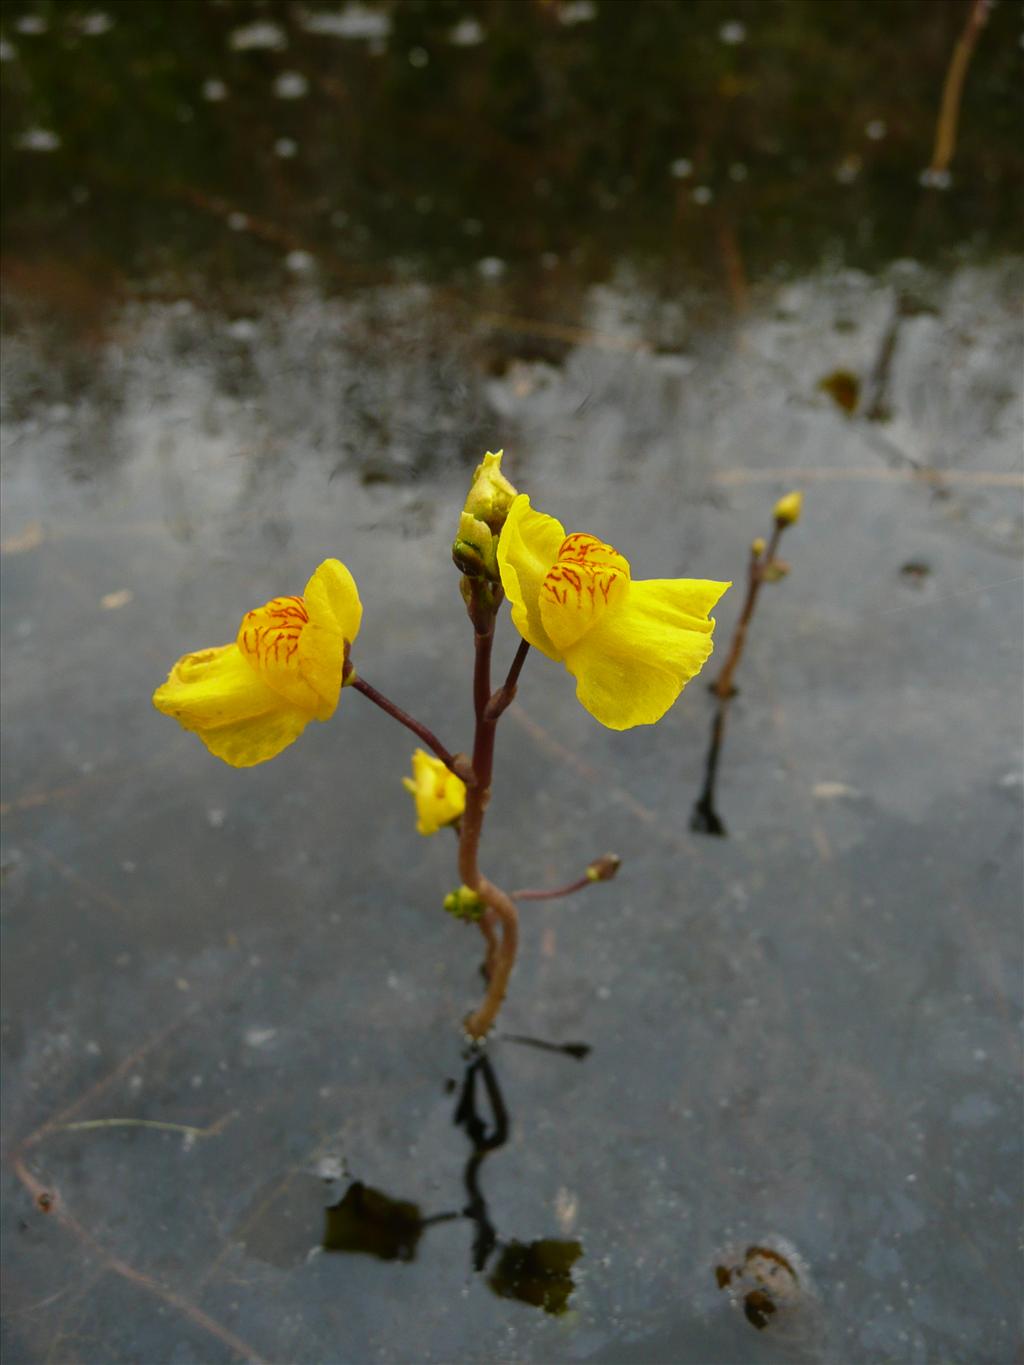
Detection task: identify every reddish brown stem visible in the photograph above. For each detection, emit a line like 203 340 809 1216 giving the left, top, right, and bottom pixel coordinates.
711 523 784 700
351 675 470 782
513 875 591 903
513 853 620 902
458 615 528 1039
485 639 531 721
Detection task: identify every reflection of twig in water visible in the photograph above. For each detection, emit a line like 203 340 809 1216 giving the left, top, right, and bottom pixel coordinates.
925 0 992 180
454 1053 509 1272
501 1034 592 1061
691 704 729 837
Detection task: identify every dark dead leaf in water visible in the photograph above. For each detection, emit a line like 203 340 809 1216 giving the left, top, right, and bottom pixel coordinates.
323 1181 424 1262
900 559 931 584
744 1288 777 1329
488 1238 582 1315
818 369 860 413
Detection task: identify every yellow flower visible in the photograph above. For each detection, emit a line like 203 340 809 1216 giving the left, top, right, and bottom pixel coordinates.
773 490 803 525
153 559 362 767
496 495 730 730
402 748 466 835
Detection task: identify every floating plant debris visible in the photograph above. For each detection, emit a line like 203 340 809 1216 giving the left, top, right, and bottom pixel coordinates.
488 1238 583 1315
817 368 861 413
323 1181 425 1262
715 1241 804 1331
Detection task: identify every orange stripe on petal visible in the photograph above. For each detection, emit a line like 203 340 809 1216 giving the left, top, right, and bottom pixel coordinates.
539 533 630 652
237 595 321 714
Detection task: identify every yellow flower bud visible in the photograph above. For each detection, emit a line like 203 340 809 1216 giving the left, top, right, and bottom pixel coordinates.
773 491 803 526
463 450 518 532
443 885 485 922
751 537 766 558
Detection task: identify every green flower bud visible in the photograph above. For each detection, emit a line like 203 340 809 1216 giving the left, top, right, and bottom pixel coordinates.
444 885 485 922
452 510 499 580
463 450 518 532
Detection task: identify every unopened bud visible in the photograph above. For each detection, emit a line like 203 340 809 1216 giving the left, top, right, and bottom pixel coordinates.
586 853 621 883
762 560 790 582
751 537 766 558
773 490 803 526
463 450 518 532
444 885 485 922
453 510 498 579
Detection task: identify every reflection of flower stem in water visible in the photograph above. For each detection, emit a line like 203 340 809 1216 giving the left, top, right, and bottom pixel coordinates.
692 496 801 836
453 1051 583 1313
454 1051 509 1271
926 0 991 180
324 1049 583 1313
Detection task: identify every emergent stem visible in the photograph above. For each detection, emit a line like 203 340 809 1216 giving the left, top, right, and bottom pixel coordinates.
458 617 527 1040
350 676 471 782
463 878 519 1039
711 523 784 700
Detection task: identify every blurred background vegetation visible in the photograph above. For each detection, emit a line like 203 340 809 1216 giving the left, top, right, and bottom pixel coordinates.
2 0 1021 311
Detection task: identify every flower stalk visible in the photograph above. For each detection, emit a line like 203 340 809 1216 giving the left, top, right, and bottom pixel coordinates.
458 595 521 1040
350 675 471 783
694 492 801 835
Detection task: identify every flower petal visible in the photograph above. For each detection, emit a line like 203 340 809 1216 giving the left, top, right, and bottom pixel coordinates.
496 494 566 659
237 595 322 714
198 707 311 767
539 532 631 652
296 561 359 721
563 578 731 729
153 643 310 766
303 558 362 641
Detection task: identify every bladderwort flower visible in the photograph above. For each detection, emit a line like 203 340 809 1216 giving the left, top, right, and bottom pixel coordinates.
153 560 362 766
403 748 467 835
497 495 730 730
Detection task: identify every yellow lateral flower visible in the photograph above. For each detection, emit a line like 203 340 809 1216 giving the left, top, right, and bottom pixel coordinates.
773 490 803 525
496 495 730 730
403 748 466 835
153 559 361 767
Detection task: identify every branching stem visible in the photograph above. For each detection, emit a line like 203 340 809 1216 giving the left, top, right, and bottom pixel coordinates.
350 675 471 782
